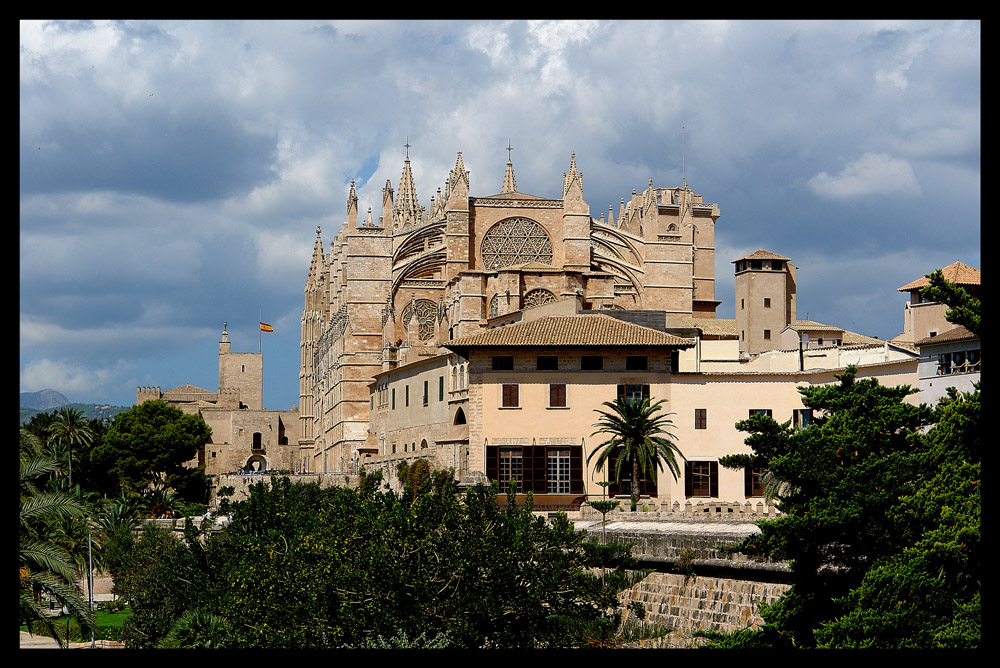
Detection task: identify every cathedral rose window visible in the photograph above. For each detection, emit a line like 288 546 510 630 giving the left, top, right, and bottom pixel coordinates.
481 217 553 269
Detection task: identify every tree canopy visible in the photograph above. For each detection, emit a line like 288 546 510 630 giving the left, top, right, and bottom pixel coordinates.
112 474 662 649
715 367 979 648
90 400 211 501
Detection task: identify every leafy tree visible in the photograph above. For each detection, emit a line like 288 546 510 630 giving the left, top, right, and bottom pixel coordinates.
716 366 978 648
90 400 211 501
19 429 96 646
47 407 95 487
919 269 980 337
132 474 663 649
107 522 208 648
589 397 684 511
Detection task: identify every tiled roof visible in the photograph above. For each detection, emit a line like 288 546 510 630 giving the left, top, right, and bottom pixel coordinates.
897 261 981 291
445 314 695 350
163 384 214 396
785 320 845 333
731 249 792 263
915 325 978 347
687 317 739 336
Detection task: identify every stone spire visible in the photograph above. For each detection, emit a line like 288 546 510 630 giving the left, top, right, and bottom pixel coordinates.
446 151 470 208
562 152 586 210
394 140 420 228
346 180 359 229
501 140 517 194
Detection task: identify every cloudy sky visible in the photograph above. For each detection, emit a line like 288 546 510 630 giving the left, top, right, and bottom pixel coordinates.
20 20 980 410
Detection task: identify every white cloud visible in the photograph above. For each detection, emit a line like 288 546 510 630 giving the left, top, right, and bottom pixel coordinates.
807 153 920 198
20 356 135 402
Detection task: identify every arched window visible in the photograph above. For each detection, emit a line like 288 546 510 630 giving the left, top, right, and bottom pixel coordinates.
454 408 467 425
522 289 556 309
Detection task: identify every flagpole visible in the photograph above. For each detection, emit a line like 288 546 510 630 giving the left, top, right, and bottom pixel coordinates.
259 306 262 353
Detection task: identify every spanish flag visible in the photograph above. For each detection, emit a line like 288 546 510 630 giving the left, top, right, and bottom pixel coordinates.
260 322 273 333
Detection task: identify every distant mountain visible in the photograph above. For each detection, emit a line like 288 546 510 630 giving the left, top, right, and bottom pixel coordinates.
19 390 131 426
20 389 70 410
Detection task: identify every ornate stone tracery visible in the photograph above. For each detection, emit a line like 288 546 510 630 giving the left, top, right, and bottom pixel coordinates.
481 217 553 269
522 288 557 309
401 299 437 340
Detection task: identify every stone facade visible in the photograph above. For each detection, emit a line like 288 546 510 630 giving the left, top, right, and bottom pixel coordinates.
301 150 721 475
299 148 923 509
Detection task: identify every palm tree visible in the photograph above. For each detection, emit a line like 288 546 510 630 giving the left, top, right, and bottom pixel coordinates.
47 407 95 488
590 397 684 512
19 429 96 646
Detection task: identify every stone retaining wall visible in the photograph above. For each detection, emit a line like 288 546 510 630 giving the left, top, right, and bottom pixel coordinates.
620 573 790 647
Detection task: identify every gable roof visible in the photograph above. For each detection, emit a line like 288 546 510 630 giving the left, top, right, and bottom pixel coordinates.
444 314 695 352
897 261 981 292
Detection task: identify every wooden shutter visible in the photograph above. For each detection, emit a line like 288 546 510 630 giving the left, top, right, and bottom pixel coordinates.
485 445 498 483
570 445 583 494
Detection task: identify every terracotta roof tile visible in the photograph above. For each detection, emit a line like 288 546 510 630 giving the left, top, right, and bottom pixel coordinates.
445 314 695 350
897 261 980 291
915 325 978 347
731 249 792 263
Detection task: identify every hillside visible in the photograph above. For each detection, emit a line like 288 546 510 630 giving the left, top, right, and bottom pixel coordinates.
20 389 70 410
19 391 131 426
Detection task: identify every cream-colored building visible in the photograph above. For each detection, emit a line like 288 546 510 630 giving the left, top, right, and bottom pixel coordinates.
891 260 981 404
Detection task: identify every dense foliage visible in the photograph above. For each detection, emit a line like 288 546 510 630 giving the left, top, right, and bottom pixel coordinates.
90 400 211 501
18 429 97 646
716 368 979 648
112 475 661 649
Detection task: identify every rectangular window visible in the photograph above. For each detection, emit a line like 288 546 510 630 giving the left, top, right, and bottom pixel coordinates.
937 353 951 375
391 388 396 410
763 329 771 340
749 409 773 418
745 466 765 497
492 356 514 371
486 444 584 496
764 297 771 308
502 383 519 408
439 376 444 401
670 350 680 373
423 380 429 406
626 355 648 370
549 383 567 407
405 385 409 407
581 355 603 370
617 384 650 403
537 355 558 371
499 448 523 492
694 408 707 429
792 409 813 428
685 461 719 498
546 449 571 493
